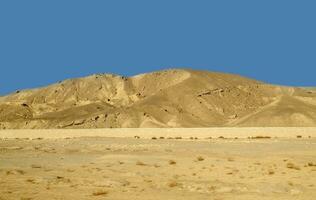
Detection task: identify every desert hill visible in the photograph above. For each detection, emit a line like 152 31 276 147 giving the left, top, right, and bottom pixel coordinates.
1 68 316 129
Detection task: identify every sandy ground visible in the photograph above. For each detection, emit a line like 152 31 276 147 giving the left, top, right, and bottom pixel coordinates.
1 130 316 200
1 127 316 139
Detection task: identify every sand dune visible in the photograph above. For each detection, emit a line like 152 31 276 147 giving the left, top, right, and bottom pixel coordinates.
1 68 316 129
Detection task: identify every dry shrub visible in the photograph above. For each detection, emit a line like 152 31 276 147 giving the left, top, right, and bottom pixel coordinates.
168 181 180 188
67 169 75 172
159 137 165 139
268 169 275 175
197 156 205 161
134 136 140 139
26 178 35 184
227 158 234 162
31 164 42 169
92 190 108 196
16 169 26 175
287 163 301 170
136 161 146 166
20 198 32 200
6 169 25 175
169 160 176 165
218 136 225 139
296 135 302 138
151 137 157 140
307 162 316 167
175 137 182 140
251 136 271 139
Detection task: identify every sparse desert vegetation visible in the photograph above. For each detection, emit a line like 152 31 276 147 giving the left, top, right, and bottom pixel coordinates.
169 160 177 165
286 162 301 170
0 133 315 200
196 156 205 161
136 161 146 166
92 190 108 196
168 180 180 188
250 136 271 139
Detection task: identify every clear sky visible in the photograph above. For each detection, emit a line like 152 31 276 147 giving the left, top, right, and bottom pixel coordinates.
0 0 315 95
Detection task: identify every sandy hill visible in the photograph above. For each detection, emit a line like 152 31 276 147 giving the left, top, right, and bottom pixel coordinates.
1 68 316 129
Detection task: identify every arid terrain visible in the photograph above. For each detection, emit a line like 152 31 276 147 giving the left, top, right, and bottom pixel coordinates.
1 69 316 199
1 69 316 129
1 130 316 200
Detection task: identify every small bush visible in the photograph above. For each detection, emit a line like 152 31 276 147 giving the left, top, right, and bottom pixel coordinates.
136 161 146 166
169 160 176 165
251 136 271 139
92 190 108 196
227 158 234 162
168 181 180 188
286 162 300 170
197 156 205 161
31 164 42 169
268 169 275 175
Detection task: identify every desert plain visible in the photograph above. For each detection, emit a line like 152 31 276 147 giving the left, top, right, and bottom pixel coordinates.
1 69 316 199
1 128 316 200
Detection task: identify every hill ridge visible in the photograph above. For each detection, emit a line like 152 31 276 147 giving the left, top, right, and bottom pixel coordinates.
0 68 316 129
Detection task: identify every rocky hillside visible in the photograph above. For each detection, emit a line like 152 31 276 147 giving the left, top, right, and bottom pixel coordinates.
1 69 316 129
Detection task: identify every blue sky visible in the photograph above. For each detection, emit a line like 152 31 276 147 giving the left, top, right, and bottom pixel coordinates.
0 0 315 95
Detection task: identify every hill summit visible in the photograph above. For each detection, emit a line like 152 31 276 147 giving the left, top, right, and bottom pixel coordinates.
1 68 316 129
